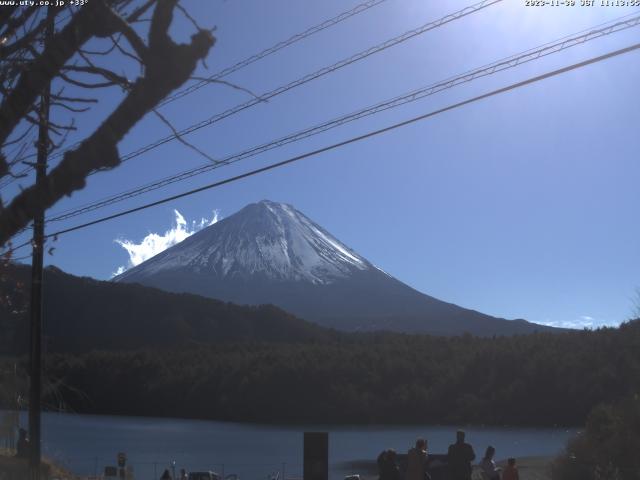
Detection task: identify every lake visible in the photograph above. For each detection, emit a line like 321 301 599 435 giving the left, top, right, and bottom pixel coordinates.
21 412 576 480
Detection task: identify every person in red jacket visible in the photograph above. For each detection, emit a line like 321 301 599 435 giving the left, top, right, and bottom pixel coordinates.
502 458 520 480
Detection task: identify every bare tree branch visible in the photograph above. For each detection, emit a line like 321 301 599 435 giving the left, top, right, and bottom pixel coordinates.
109 32 143 65
62 65 131 88
152 107 218 163
50 101 92 114
106 10 149 62
0 6 37 42
127 0 157 23
50 94 98 104
0 11 49 58
0 1 116 162
176 3 204 32
59 71 120 89
0 0 215 246
1 123 35 149
190 76 266 103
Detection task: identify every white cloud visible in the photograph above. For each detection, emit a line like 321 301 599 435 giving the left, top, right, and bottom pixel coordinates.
112 266 127 277
112 209 219 277
538 315 619 330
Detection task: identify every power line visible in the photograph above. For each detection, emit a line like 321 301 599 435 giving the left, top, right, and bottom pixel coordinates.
45 13 640 224
7 252 33 262
42 0 502 171
0 132 37 190
4 39 637 257
115 0 503 165
159 0 391 107
0 0 390 187
4 0 501 202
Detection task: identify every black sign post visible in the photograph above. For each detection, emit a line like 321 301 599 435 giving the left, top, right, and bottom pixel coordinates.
303 432 328 480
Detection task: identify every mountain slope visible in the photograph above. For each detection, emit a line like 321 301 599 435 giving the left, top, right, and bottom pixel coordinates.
0 263 334 354
115 200 554 336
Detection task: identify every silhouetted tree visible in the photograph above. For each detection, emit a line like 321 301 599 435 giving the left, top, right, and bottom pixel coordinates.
0 0 215 247
552 396 640 480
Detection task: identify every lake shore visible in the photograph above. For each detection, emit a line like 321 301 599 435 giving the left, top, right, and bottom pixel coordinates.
4 411 572 480
342 455 554 480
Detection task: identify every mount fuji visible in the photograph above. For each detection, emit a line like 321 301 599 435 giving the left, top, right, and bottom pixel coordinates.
114 200 552 335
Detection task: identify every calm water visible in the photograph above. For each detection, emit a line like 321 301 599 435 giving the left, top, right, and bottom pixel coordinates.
18 412 576 480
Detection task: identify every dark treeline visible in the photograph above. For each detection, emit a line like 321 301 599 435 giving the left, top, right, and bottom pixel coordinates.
0 264 336 354
2 263 639 427
2 320 639 426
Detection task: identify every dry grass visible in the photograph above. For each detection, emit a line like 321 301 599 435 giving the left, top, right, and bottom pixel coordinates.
0 450 79 480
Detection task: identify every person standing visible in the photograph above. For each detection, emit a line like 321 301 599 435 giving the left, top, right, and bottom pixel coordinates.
502 458 520 480
160 469 172 480
379 449 400 480
447 430 475 480
479 446 500 480
406 438 429 480
15 428 29 458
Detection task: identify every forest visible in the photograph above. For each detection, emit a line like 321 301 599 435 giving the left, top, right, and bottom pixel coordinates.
1 319 639 427
2 265 639 478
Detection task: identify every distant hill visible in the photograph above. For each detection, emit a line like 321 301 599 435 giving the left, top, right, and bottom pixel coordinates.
1 263 635 427
116 200 558 336
0 263 334 354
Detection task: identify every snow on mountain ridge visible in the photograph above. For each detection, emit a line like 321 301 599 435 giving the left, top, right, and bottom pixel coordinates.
116 200 372 285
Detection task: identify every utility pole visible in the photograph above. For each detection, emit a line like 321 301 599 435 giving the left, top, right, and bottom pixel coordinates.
28 8 53 480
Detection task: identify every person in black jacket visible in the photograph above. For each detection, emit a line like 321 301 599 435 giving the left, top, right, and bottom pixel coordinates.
377 449 400 480
15 428 29 458
447 430 475 480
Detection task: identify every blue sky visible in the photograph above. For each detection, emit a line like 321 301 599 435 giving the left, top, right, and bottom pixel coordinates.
4 0 640 328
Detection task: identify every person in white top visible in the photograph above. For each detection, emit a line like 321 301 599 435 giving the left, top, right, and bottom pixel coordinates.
479 446 501 480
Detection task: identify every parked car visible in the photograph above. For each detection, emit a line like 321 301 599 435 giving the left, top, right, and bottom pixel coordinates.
188 471 221 480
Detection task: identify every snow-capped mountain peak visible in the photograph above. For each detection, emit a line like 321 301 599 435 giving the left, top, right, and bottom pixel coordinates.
116 200 372 285
114 200 555 336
